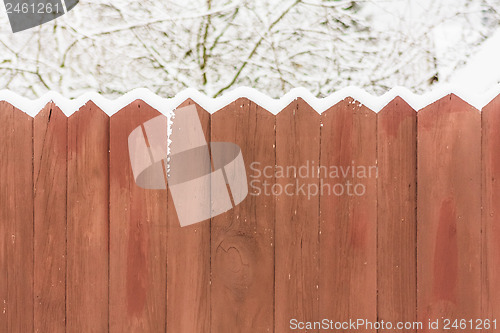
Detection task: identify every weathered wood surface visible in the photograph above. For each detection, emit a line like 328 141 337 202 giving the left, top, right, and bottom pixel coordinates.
33 103 67 333
0 102 34 333
319 98 378 332
417 95 481 333
377 97 417 333
109 101 168 332
67 102 109 332
210 98 275 332
482 95 500 332
166 99 211 333
275 99 320 333
0 95 494 332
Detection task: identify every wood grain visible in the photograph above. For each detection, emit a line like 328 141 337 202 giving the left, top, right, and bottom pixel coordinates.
166 99 211 333
67 101 109 332
377 97 417 332
0 95 495 332
210 98 275 332
0 102 34 333
319 98 377 332
275 98 320 332
109 100 168 332
417 94 481 332
33 103 67 333
482 95 500 331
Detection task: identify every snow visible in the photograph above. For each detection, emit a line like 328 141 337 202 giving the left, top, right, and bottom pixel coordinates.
1 85 500 118
1 0 499 100
0 1 498 120
448 28 500 96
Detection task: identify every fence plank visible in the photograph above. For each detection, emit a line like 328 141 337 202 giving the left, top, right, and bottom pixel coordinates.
0 102 34 333
33 103 67 333
377 97 417 333
319 98 377 331
109 101 168 332
417 95 481 332
67 102 109 332
0 103 6 332
482 96 500 331
210 98 275 332
166 99 211 333
275 99 320 332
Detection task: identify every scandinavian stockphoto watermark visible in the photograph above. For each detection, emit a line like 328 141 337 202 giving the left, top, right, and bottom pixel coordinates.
249 160 378 200
290 318 423 331
289 318 498 331
3 0 78 32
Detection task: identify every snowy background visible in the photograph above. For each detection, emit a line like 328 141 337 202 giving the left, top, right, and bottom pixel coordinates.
0 0 499 98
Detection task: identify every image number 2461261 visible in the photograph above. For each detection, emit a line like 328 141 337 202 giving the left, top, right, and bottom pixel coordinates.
3 0 79 33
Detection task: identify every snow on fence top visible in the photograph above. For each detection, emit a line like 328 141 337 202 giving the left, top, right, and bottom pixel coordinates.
1 85 500 117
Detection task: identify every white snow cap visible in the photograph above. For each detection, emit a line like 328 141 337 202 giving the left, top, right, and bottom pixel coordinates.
1 85 500 117
449 28 500 96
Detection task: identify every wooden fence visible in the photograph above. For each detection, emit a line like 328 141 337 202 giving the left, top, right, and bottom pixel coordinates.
0 94 498 332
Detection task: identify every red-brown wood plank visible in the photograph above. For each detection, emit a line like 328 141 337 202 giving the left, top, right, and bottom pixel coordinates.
0 102 34 333
210 98 275 332
166 99 211 332
33 103 67 333
0 105 6 330
275 99 320 332
417 95 481 332
67 102 109 332
377 97 417 332
109 101 168 332
319 98 377 331
482 95 500 331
